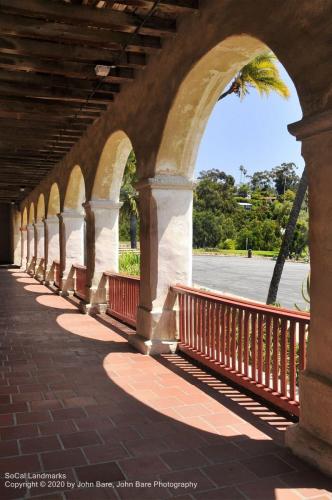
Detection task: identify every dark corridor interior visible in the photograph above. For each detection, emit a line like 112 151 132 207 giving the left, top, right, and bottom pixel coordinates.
0 203 11 264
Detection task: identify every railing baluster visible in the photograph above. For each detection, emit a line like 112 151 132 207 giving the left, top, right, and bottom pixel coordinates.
238 308 243 373
299 321 307 371
231 307 236 370
273 315 279 392
289 320 296 401
216 303 221 363
244 310 249 376
280 318 288 396
257 313 263 384
104 273 140 328
251 311 257 381
225 306 231 367
220 304 226 364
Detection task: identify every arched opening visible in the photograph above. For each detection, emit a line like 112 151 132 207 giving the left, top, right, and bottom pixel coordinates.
92 130 132 202
62 166 86 292
134 34 305 363
35 194 46 279
27 202 36 272
45 183 61 283
88 131 136 307
36 194 45 222
21 206 28 269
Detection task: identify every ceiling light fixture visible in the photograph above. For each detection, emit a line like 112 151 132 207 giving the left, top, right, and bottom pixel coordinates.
19 186 25 192
95 64 112 77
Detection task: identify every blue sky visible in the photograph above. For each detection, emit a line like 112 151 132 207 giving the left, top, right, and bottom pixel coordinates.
194 64 304 183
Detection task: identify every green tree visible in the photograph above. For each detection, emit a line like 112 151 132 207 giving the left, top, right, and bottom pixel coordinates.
272 162 299 196
195 169 236 214
219 52 290 101
193 210 222 248
120 151 139 249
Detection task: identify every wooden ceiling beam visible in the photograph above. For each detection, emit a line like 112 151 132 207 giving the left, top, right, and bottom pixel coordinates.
0 0 176 36
0 81 114 105
0 54 134 84
0 37 147 68
0 69 120 94
0 13 162 52
0 96 100 119
0 153 61 161
0 111 95 124
0 119 88 131
113 0 199 13
0 97 100 120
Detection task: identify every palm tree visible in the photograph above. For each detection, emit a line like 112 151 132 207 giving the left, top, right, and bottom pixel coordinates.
266 166 308 305
120 151 139 249
218 52 290 101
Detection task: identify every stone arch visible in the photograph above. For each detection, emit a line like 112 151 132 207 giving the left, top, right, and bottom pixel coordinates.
92 130 132 201
48 183 61 217
28 202 35 224
155 34 302 179
22 207 27 227
36 194 45 222
64 165 86 213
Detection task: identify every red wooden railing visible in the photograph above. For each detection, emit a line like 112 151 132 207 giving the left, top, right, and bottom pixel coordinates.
172 284 310 416
53 260 61 288
73 264 88 301
104 272 140 327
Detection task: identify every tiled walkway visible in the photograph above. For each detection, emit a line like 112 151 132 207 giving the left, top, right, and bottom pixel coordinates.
0 268 331 500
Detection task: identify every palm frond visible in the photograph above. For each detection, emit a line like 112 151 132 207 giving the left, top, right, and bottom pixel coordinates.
235 51 290 100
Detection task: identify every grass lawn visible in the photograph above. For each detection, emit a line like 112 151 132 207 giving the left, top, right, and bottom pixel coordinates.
193 248 278 258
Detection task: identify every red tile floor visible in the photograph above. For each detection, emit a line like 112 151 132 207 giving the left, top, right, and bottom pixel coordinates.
0 268 331 499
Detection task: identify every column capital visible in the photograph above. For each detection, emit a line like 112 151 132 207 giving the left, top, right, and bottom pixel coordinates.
136 175 195 192
34 221 45 229
58 210 84 221
288 108 332 140
44 215 59 224
83 200 123 212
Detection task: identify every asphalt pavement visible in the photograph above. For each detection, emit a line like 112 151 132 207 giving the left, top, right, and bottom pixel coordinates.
192 255 310 310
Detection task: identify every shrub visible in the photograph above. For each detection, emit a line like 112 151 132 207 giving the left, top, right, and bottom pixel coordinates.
221 239 236 250
119 252 140 276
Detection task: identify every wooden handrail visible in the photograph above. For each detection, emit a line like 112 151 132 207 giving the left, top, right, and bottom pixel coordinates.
172 284 310 321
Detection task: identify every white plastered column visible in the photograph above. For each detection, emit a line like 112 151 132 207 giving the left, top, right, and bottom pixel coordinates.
285 110 332 476
84 200 122 309
34 221 45 279
21 227 28 270
44 216 60 283
26 224 36 273
59 210 85 293
129 175 193 355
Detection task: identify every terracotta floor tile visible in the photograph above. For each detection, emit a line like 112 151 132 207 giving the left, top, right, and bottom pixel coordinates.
60 430 102 448
160 448 209 470
20 435 61 453
41 448 87 470
118 455 170 479
203 461 257 487
75 461 125 483
240 453 295 477
84 443 129 463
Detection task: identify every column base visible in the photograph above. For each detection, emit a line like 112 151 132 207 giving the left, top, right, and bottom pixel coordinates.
286 424 332 477
59 289 74 298
128 333 178 355
79 302 107 315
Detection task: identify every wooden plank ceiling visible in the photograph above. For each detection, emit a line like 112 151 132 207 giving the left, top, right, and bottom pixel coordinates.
0 0 198 203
